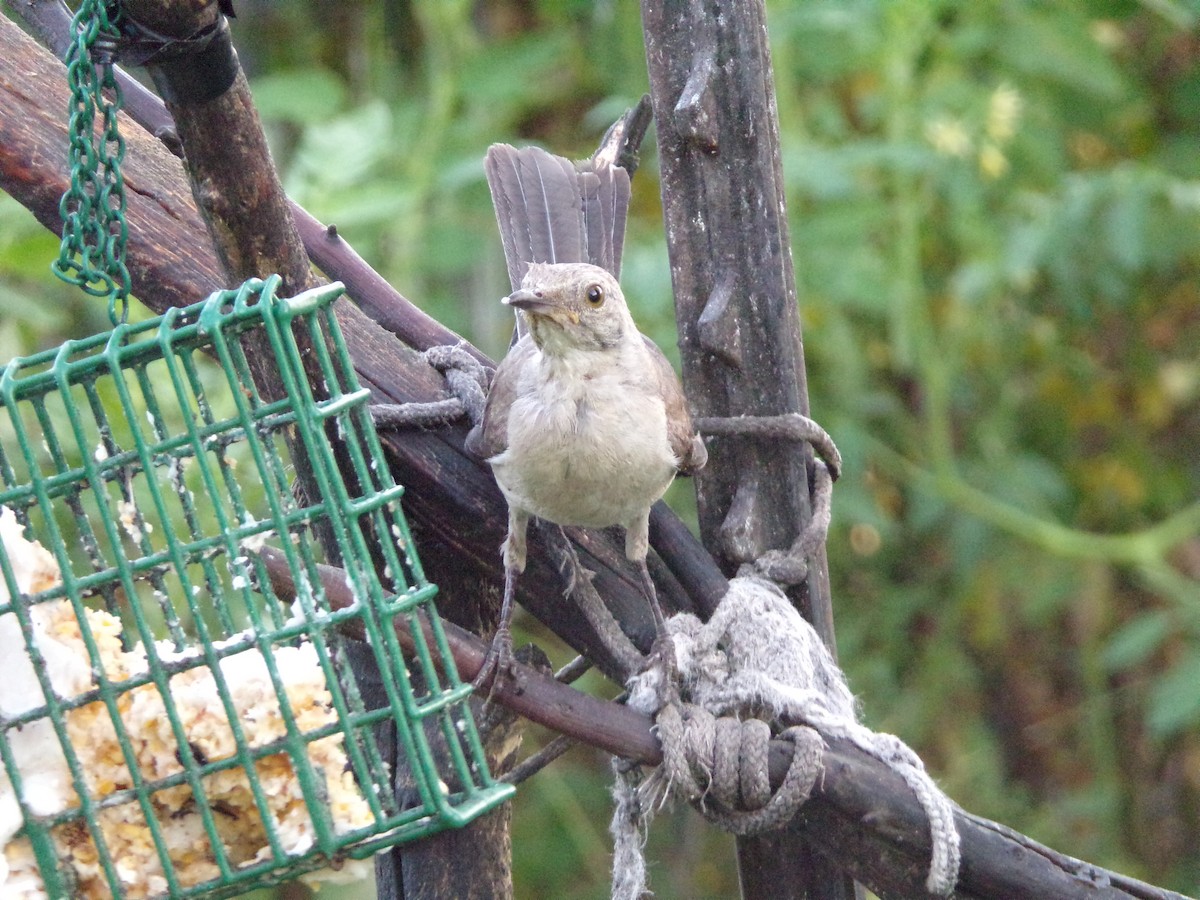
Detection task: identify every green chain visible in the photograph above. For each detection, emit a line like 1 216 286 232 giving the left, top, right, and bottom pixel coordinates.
52 0 132 325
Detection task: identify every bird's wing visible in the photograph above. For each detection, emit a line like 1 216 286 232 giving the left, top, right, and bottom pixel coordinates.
642 335 708 476
465 336 537 461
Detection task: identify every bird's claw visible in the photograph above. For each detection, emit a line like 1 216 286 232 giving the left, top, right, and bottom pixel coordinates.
473 627 517 706
645 630 678 683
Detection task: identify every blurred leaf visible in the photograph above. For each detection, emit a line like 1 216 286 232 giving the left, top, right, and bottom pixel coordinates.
996 7 1128 101
979 453 1072 515
459 31 574 110
769 0 884 79
1148 651 1200 737
250 68 348 124
1104 168 1150 272
1104 611 1172 673
322 184 417 230
284 100 395 200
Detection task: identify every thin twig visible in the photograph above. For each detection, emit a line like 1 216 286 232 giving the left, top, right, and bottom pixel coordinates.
502 735 576 786
555 655 592 684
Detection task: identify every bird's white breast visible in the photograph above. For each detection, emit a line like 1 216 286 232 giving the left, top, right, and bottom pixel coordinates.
489 339 678 529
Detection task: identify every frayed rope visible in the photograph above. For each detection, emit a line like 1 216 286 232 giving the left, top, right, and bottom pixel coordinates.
611 575 960 899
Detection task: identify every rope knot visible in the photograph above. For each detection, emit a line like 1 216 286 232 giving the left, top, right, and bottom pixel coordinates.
654 705 823 836
371 343 492 430
611 577 961 899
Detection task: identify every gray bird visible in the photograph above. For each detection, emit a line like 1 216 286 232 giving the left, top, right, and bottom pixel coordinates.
466 261 707 688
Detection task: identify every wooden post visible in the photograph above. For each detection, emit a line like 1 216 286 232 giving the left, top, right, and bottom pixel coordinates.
641 0 852 896
118 0 314 297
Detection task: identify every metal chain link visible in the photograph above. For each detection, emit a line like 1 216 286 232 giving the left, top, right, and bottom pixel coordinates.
51 0 132 324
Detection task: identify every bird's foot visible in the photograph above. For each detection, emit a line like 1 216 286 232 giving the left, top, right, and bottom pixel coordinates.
473 626 517 705
643 629 679 683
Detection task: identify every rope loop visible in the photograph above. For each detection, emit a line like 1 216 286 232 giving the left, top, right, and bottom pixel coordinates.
654 703 823 838
695 413 840 586
371 344 491 430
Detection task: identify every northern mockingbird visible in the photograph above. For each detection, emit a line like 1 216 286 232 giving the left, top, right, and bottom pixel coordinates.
467 260 706 688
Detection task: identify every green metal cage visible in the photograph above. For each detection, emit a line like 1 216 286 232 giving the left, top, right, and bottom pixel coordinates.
0 276 511 898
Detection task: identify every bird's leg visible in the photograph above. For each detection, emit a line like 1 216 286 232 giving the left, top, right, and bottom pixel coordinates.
555 524 585 597
635 555 678 683
473 564 518 697
546 522 646 677
626 515 675 674
474 507 529 699
625 515 667 635
635 557 666 635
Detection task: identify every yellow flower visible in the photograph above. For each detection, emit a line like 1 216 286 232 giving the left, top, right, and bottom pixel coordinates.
1089 19 1125 51
979 142 1009 179
925 117 972 158
986 83 1022 143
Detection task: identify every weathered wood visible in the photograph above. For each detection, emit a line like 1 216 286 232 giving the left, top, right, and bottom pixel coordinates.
641 0 850 897
115 0 326 474
640 0 836 633
120 0 314 297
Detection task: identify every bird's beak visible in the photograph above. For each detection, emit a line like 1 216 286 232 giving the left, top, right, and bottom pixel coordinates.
503 289 553 312
504 290 579 324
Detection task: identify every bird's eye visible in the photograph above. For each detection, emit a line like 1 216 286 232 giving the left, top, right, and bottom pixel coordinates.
585 284 605 307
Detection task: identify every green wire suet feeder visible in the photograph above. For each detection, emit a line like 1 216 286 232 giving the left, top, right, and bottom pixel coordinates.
0 277 512 898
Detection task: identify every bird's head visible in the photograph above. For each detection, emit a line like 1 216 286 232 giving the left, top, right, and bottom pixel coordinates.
504 263 633 354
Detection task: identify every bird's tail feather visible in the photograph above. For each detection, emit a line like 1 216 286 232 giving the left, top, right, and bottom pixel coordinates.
485 143 632 289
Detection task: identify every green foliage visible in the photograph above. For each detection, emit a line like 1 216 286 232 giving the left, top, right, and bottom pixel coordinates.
0 196 113 357
2 0 1199 895
768 0 1200 891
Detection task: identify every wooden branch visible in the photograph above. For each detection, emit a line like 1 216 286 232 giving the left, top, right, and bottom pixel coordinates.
641 0 847 896
640 0 836 640
118 0 313 296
